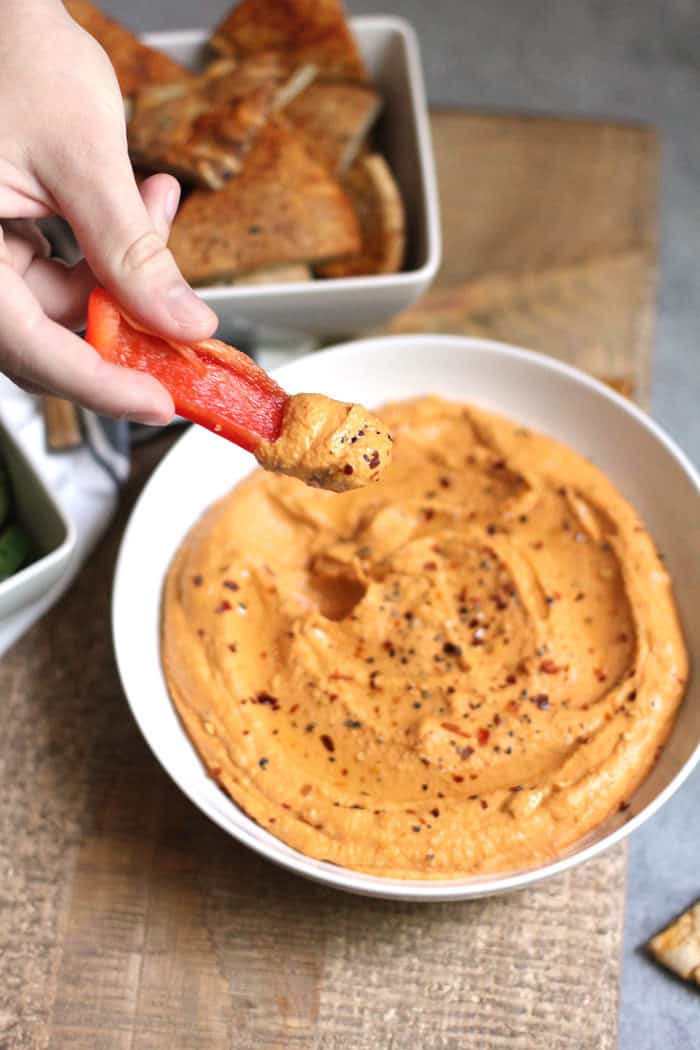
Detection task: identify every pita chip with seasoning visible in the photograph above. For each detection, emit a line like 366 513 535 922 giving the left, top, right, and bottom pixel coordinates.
209 0 367 81
647 900 700 985
168 119 361 283
63 0 191 97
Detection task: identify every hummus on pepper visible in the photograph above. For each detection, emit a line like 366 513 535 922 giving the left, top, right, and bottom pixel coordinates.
162 396 688 878
255 392 393 492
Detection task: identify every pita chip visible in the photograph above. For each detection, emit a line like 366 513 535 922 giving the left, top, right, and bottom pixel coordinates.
169 120 360 284
316 153 405 277
209 0 366 81
647 900 700 986
285 80 381 173
128 54 313 188
63 0 190 97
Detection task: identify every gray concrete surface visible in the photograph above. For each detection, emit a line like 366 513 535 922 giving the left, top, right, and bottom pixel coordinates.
105 2 700 1047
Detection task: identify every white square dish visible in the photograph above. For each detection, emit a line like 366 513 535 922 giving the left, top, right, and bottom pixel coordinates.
142 17 441 338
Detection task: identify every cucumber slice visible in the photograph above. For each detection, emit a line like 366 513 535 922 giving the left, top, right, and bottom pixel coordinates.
0 523 32 581
0 465 10 528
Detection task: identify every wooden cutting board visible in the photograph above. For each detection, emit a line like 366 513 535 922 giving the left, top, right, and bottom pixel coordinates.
0 111 656 1050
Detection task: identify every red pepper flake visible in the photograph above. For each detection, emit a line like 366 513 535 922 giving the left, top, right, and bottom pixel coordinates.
540 659 561 674
382 640 396 657
480 799 489 810
508 700 520 713
594 667 608 682
320 734 335 753
423 507 435 521
441 721 471 739
438 476 451 488
197 628 205 638
493 713 501 726
215 600 232 613
423 561 438 571
506 674 517 685
460 746 475 760
210 765 222 779
477 727 490 746
223 579 239 591
227 643 237 652
452 774 465 783
256 692 280 710
289 703 299 714
330 671 353 682
192 575 203 586
343 464 354 476
531 694 550 710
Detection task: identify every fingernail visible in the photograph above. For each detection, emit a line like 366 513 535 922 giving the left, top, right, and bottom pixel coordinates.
164 184 180 224
165 283 217 330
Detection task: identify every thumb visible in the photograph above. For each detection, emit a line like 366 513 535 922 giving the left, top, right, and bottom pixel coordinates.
49 140 217 342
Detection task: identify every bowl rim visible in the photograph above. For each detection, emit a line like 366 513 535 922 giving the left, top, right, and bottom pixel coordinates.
141 16 442 298
0 420 76 606
112 334 700 901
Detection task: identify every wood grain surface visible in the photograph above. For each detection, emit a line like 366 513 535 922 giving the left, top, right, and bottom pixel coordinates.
0 111 656 1049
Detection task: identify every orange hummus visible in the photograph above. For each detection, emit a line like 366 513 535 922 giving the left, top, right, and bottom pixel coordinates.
162 396 688 878
255 392 393 491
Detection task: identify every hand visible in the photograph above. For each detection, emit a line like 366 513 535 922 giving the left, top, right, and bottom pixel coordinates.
0 0 217 423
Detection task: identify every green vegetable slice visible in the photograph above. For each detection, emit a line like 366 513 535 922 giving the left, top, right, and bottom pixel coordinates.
0 524 32 581
0 465 10 529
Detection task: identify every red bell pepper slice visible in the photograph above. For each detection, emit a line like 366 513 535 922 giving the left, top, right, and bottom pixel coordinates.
85 287 288 452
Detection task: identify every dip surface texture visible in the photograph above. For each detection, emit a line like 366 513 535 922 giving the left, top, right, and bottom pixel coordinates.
255 392 393 491
162 396 688 878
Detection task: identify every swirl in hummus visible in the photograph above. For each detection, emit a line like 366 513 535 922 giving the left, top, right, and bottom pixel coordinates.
255 393 393 492
162 396 688 878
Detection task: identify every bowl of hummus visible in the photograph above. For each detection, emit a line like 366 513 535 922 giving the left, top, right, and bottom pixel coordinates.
113 335 700 900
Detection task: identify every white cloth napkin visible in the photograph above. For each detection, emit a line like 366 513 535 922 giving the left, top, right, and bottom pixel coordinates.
0 375 120 656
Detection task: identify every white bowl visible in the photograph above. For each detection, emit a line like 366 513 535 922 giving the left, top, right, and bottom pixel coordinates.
112 336 700 901
143 19 441 338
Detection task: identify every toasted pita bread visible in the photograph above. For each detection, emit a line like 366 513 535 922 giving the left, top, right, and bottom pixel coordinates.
647 901 700 985
128 54 315 189
210 0 366 81
285 80 381 173
234 264 313 284
169 120 361 284
316 154 405 277
63 0 190 97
